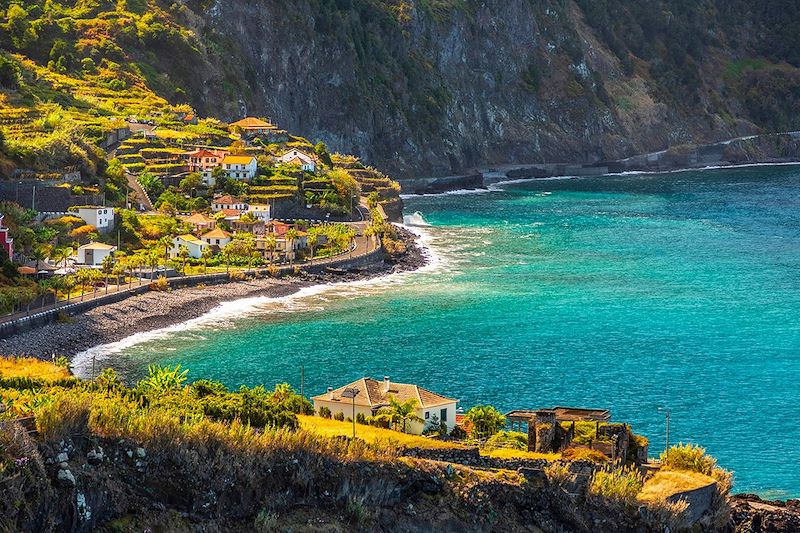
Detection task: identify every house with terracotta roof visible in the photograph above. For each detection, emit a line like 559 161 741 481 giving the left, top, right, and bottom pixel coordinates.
170 234 208 259
222 155 257 180
211 195 247 212
277 149 316 172
183 149 228 185
229 117 276 137
201 228 232 249
312 376 458 435
180 212 216 234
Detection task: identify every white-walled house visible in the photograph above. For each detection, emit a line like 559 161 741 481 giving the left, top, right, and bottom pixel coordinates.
76 242 116 266
312 377 458 435
211 195 247 212
76 207 115 233
277 149 316 172
170 234 208 259
247 204 271 221
222 155 257 180
200 228 232 249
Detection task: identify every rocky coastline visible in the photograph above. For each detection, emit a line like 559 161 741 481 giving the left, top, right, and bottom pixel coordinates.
0 228 427 361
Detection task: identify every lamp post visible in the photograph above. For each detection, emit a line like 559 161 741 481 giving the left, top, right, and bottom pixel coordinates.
342 387 360 439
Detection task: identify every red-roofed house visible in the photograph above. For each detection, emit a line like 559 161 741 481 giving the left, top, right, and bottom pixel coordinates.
312 376 458 434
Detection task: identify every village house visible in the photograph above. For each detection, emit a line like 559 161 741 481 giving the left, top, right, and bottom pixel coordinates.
247 204 271 221
0 214 13 259
201 228 232 249
211 195 247 212
76 206 115 233
182 149 228 185
312 377 458 435
75 242 116 266
229 117 278 138
222 155 257 180
231 217 266 235
180 212 216 235
170 234 208 259
277 149 316 172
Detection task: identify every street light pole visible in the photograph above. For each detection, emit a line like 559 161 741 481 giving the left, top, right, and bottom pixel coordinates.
342 387 360 439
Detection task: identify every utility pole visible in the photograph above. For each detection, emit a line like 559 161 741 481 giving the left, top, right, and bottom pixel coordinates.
31 185 36 212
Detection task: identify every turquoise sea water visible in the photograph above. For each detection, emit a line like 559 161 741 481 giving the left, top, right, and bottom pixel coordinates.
79 165 800 498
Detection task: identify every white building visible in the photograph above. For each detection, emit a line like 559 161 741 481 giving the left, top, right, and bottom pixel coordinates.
211 195 247 212
277 149 316 172
76 242 116 266
76 207 115 233
222 155 257 180
246 204 271 221
170 234 208 259
311 376 458 435
200 228 232 249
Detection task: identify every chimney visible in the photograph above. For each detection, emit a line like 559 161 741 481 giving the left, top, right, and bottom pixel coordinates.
327 387 333 400
383 376 390 393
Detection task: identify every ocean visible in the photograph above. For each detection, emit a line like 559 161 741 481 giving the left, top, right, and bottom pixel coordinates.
76 165 800 498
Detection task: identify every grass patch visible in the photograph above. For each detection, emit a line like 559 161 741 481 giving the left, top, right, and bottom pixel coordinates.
0 357 70 382
481 448 560 461
638 470 715 503
298 415 465 450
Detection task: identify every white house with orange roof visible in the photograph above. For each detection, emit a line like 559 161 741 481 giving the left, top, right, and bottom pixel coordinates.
180 212 216 234
170 234 208 259
183 149 228 185
201 228 232 249
277 149 316 173
222 155 257 180
311 376 458 434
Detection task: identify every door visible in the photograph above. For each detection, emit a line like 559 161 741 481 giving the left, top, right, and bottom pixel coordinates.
86 249 94 265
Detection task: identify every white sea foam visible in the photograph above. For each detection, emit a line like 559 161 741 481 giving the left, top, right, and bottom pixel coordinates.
400 187 491 199
403 211 432 227
72 222 447 377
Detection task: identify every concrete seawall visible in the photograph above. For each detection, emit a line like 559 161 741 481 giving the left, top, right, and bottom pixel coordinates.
0 243 385 340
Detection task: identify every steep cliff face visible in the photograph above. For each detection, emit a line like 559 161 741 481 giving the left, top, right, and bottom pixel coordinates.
180 0 800 178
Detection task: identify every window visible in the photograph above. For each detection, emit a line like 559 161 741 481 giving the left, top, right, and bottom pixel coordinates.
440 408 447 422
424 411 429 420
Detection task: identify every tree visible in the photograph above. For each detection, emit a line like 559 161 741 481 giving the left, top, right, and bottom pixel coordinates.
201 245 213 273
375 396 424 433
463 405 506 439
179 172 203 193
262 235 276 264
285 228 298 264
177 244 189 274
101 254 115 294
158 236 172 265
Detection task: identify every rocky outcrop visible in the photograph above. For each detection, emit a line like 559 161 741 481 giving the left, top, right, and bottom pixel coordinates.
176 0 800 179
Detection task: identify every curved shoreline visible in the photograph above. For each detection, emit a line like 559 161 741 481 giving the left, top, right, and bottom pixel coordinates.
0 228 428 361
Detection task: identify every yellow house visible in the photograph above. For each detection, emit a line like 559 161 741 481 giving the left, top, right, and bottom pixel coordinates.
312 376 458 435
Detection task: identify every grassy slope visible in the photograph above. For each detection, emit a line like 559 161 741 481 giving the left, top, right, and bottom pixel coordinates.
639 470 716 503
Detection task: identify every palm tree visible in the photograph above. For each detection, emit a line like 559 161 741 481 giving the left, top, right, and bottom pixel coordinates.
101 254 114 295
51 246 71 272
31 245 48 274
201 246 213 273
147 249 160 280
286 228 298 264
263 236 276 265
178 245 189 275
158 236 172 266
307 233 317 264
375 396 424 434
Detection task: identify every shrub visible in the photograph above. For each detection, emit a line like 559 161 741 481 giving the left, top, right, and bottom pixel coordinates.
137 364 188 394
589 467 644 504
149 275 169 291
333 411 345 421
318 406 332 419
463 405 505 439
544 461 572 487
356 412 367 425
229 270 245 281
562 447 609 463
450 424 467 439
659 443 718 476
484 430 528 450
